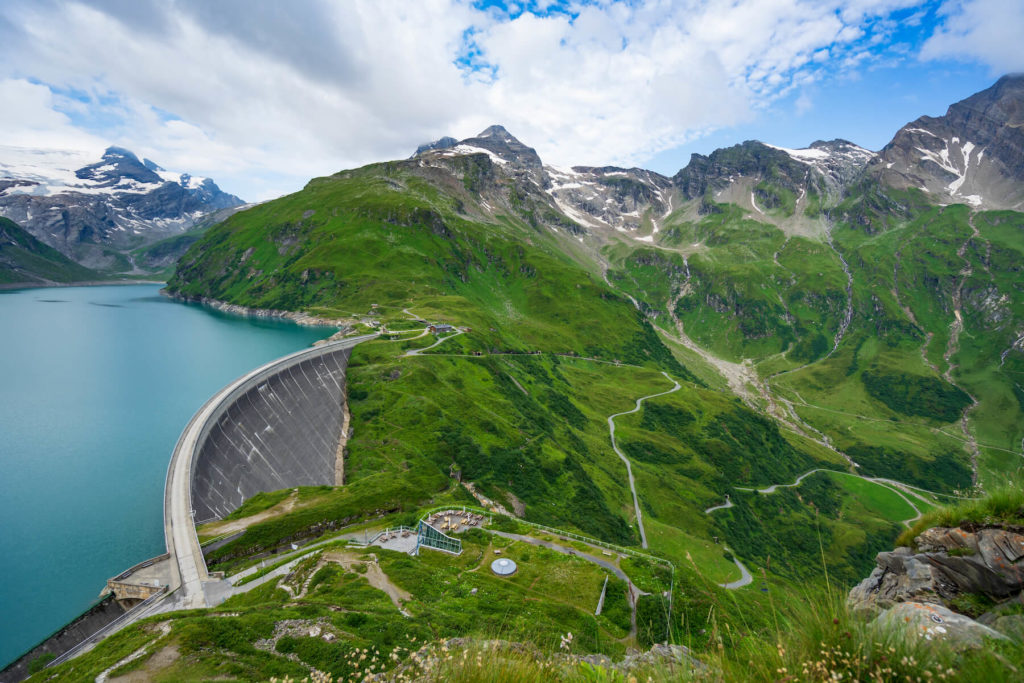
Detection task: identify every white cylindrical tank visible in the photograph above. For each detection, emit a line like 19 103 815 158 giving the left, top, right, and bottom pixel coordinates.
490 558 518 576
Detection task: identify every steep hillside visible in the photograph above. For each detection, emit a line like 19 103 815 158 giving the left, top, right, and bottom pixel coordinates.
167 142 668 360
0 216 97 285
605 77 1024 498
166 125 905 591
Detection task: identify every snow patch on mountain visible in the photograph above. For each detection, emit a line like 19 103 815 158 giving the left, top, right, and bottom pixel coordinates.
440 144 510 165
0 145 217 198
764 144 831 161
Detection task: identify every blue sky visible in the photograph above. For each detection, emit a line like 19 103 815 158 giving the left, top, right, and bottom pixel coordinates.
0 0 1021 199
648 59 997 174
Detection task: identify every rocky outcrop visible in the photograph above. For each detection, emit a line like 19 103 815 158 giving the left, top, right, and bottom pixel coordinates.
850 526 1024 612
412 136 458 156
457 125 544 169
672 140 813 201
573 642 704 675
545 165 676 234
849 524 1024 646
868 74 1024 210
874 602 1006 647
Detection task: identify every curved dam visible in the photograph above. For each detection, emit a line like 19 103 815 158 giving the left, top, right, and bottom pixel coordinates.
1 333 378 679
191 340 356 522
164 333 377 608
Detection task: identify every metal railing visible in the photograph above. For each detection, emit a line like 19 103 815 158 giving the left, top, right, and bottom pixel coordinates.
46 589 168 669
349 525 417 547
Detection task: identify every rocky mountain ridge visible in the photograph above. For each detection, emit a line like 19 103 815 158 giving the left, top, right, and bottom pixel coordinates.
408 75 1023 244
0 145 244 270
868 73 1024 211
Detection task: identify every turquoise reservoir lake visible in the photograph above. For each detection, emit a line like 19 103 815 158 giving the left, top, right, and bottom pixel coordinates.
0 284 329 667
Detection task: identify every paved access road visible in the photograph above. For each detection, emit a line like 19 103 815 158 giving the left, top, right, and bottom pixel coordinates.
607 372 681 549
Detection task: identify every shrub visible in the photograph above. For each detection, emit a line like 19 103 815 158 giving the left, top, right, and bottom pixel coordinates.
861 370 971 422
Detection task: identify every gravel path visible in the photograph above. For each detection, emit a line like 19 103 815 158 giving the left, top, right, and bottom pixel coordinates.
703 496 733 514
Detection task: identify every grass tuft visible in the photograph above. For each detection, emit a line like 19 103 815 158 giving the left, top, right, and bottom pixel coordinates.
898 485 1024 545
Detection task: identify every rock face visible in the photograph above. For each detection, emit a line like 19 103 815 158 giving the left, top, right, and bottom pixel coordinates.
874 602 1006 647
545 165 676 235
672 141 818 201
868 74 1024 210
457 125 543 168
413 136 458 156
0 145 244 269
771 139 875 194
848 546 944 610
849 525 1024 645
404 76 1021 248
849 526 1024 612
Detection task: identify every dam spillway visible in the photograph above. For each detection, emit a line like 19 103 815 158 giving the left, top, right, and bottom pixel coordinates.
190 341 355 523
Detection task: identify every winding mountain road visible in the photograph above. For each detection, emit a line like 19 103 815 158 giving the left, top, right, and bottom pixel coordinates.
719 546 753 589
607 371 681 549
403 329 463 356
703 496 733 514
723 467 939 528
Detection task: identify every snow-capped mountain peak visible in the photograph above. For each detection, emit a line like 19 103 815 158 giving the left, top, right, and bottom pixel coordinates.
0 145 244 269
413 125 543 168
869 74 1024 210
765 139 874 188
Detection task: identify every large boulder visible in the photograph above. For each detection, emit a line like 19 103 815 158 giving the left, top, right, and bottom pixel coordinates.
848 526 1024 614
848 547 945 612
992 615 1024 640
874 602 1007 648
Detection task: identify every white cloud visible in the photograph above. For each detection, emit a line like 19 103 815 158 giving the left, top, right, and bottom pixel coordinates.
0 0 963 199
795 92 814 115
921 0 1024 73
0 79 105 152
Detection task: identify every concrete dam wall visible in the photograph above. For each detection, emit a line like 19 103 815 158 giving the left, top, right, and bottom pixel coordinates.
190 342 354 523
0 595 125 683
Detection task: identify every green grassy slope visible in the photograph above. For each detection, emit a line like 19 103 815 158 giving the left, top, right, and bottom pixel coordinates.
168 161 656 360
164 154 1021 587
0 216 98 285
606 188 1024 494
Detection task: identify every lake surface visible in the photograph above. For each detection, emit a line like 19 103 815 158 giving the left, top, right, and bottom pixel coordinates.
0 284 329 667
